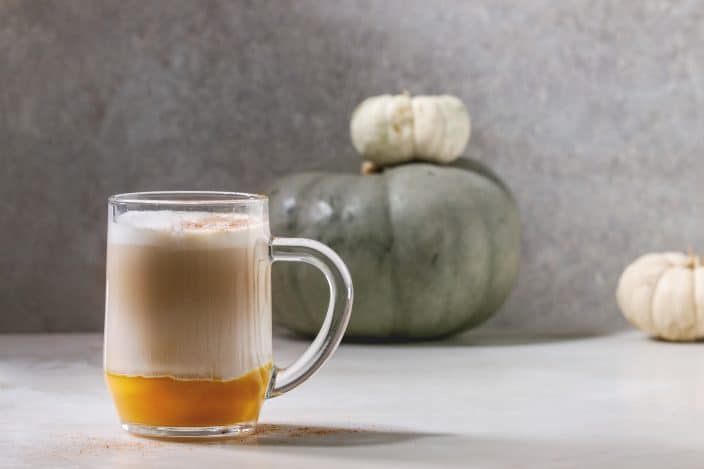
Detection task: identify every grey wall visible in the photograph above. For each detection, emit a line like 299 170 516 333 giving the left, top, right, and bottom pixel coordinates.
2 0 703 334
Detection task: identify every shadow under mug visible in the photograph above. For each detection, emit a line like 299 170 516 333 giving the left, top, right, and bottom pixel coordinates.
103 191 353 438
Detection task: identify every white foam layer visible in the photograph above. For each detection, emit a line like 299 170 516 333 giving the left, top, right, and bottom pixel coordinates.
109 210 269 248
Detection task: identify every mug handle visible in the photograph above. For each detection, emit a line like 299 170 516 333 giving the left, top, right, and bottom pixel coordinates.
267 237 353 397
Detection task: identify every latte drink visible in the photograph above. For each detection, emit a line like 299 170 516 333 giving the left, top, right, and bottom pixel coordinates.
104 210 273 427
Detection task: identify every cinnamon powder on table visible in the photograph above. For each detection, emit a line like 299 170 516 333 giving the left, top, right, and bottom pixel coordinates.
243 424 363 441
47 426 362 456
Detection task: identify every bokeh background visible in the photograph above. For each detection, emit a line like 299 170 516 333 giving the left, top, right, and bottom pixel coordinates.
2 0 703 334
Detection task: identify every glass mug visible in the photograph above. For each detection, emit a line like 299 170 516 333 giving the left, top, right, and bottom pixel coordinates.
104 192 353 438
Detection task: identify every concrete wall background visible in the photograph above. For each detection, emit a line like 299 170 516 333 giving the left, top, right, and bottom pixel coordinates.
2 0 703 334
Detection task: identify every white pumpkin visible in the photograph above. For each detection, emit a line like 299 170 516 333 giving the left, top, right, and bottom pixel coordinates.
350 93 471 166
616 252 704 341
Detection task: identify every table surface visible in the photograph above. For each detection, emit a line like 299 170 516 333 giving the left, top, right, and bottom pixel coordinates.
1 331 703 468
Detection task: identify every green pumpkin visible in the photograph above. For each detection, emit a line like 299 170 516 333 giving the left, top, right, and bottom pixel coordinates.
268 158 521 340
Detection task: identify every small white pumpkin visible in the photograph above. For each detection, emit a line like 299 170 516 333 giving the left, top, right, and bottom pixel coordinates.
350 93 471 166
616 252 704 341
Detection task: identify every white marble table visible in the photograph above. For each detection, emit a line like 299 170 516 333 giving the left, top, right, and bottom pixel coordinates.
1 331 703 468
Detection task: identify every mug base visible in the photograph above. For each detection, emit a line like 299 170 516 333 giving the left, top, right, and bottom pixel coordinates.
122 421 256 439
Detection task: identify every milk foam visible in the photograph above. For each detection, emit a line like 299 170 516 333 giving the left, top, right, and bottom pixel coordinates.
109 210 269 248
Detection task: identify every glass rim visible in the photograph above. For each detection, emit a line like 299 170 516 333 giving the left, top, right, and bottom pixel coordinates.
108 191 267 206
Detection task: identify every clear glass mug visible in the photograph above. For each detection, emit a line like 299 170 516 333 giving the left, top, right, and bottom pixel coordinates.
104 192 353 438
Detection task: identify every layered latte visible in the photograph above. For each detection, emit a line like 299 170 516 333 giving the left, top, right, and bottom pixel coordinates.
104 210 272 427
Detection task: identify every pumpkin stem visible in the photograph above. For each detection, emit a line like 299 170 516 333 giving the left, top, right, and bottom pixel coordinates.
361 161 381 175
687 248 701 268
